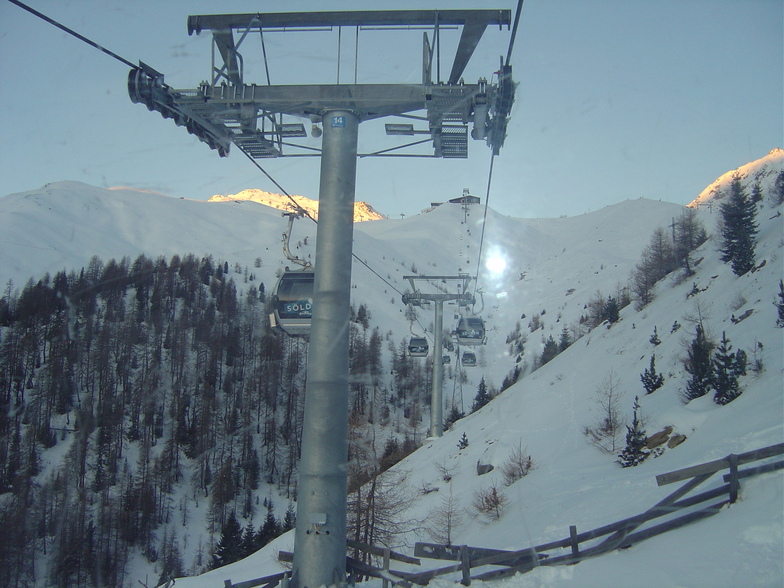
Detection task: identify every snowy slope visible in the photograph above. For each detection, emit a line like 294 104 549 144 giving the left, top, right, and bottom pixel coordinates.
0 181 295 290
163 162 782 588
175 190 783 588
0 150 782 588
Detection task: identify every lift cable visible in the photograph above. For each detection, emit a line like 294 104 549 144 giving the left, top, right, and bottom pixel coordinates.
236 147 316 222
241 147 408 299
259 29 272 86
9 1 318 226
470 0 524 301
505 0 525 68
9 0 138 68
471 152 496 299
237 148 407 296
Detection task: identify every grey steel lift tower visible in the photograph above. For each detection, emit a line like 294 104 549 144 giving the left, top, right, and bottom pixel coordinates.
402 275 475 438
127 10 514 588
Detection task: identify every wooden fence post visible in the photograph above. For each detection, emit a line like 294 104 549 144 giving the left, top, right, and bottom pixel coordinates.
382 548 391 588
728 453 739 503
569 525 580 563
460 544 471 586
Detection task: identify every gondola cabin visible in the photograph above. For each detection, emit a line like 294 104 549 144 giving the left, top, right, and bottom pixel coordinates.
455 316 486 346
270 270 314 336
461 352 477 367
408 337 429 357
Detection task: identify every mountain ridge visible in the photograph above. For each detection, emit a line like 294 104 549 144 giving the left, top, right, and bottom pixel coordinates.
208 188 387 222
689 147 783 208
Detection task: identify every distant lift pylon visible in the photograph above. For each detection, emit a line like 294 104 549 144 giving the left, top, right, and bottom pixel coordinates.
402 274 477 438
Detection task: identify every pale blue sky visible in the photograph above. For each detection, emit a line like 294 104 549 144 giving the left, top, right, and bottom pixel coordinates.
1 0 781 218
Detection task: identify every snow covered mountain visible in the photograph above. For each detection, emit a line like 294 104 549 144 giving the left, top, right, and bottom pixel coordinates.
208 188 386 222
689 148 784 208
0 149 782 588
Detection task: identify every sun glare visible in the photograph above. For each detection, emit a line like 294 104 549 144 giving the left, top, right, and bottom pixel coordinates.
485 255 507 274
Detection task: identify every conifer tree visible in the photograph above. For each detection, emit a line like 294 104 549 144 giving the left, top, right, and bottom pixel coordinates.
283 502 296 531
776 279 784 328
631 260 656 309
157 528 184 587
773 169 784 206
683 323 714 401
356 303 370 329
211 511 243 569
673 208 707 275
640 354 665 394
256 504 281 548
631 227 678 301
618 396 648 467
602 296 620 324
751 182 763 203
444 405 466 430
499 366 521 393
471 378 491 412
719 175 758 276
649 326 661 346
239 520 258 558
558 326 571 352
539 335 559 365
712 332 746 405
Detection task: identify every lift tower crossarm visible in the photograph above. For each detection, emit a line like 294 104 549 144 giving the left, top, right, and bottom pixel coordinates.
403 274 475 305
188 10 511 86
186 84 433 121
187 10 510 32
130 9 515 160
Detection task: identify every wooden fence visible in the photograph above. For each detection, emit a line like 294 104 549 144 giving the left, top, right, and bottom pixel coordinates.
274 540 421 588
226 443 782 588
409 442 784 585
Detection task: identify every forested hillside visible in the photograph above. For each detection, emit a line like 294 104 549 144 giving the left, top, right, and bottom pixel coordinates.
0 252 428 587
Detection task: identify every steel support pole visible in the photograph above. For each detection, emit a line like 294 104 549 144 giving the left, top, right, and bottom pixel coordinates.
430 299 444 437
292 110 359 588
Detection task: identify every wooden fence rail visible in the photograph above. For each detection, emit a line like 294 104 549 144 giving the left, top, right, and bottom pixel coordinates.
276 541 422 588
221 570 288 588
228 443 782 588
416 442 783 585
